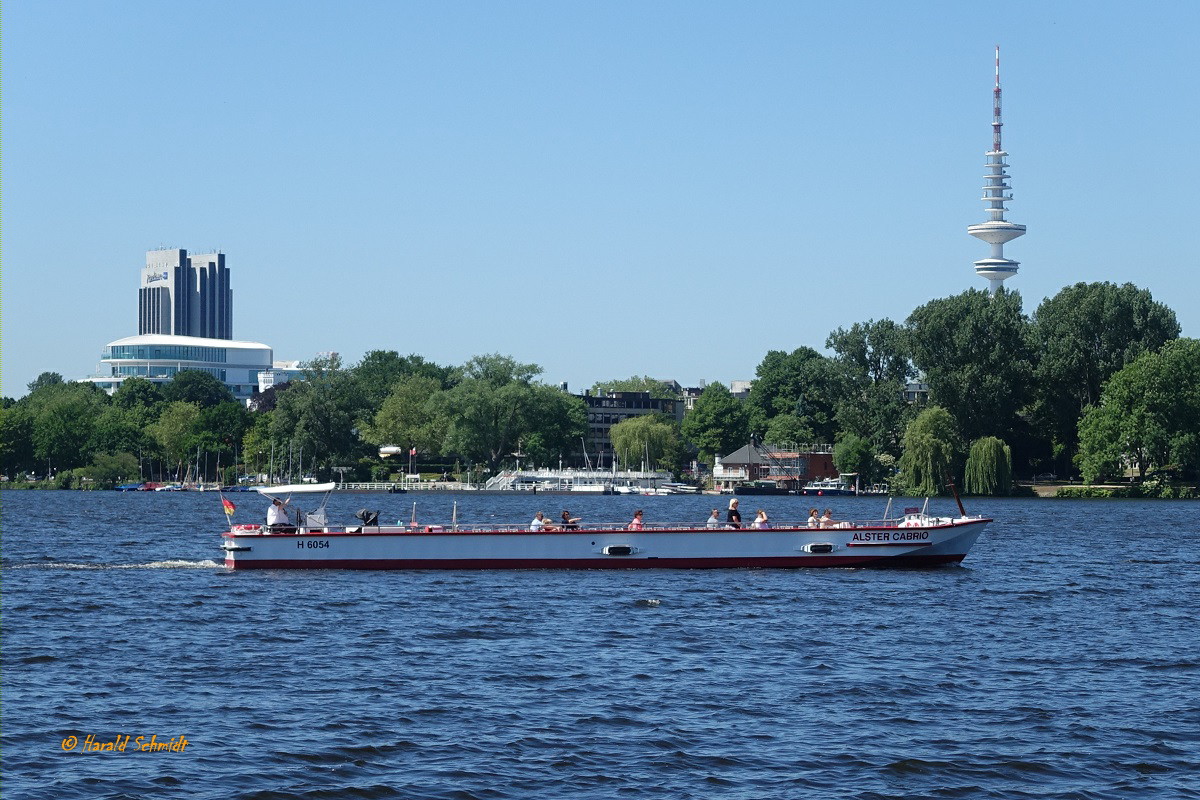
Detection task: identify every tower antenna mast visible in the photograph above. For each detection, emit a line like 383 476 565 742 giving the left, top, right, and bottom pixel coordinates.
968 45 1026 295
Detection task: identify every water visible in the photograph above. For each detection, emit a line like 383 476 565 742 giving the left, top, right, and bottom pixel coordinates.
3 491 1199 799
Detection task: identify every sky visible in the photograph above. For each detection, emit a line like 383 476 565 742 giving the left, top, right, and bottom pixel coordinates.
4 1 1198 397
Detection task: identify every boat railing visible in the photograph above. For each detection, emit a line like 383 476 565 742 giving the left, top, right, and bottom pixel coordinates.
268 517 954 535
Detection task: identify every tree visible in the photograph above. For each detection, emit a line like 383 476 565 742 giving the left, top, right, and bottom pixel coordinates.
827 319 915 458
27 372 65 393
354 350 455 410
30 384 108 472
149 401 202 478
271 354 368 476
834 434 878 486
90 406 149 457
162 370 235 409
364 375 445 454
591 376 677 400
964 436 1013 496
1078 338 1200 482
681 383 749 462
1031 282 1179 469
609 414 682 472
433 356 585 470
198 402 251 458
746 348 844 443
77 452 141 489
112 378 165 413
897 406 961 496
906 289 1034 444
0 405 35 476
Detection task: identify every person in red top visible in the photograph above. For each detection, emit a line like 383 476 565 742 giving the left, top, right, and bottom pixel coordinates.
627 510 644 530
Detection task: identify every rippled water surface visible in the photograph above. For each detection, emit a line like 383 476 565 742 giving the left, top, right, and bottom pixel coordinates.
3 491 1199 799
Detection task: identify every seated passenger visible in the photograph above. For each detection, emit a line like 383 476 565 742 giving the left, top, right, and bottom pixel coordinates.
628 510 645 531
807 508 820 528
530 511 556 532
561 510 581 530
266 498 296 532
706 509 721 528
751 510 770 529
820 508 835 527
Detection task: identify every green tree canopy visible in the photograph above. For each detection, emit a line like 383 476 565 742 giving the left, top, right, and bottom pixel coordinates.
833 433 879 486
681 383 749 462
591 376 677 400
1031 282 1179 466
29 383 109 471
827 319 915 458
964 436 1013 496
1078 338 1200 482
271 354 368 476
353 350 455 409
0 405 35 476
897 406 962 496
149 401 202 476
746 348 843 443
112 378 165 413
162 370 236 409
363 375 445 454
27 372 65 393
433 354 584 470
609 414 682 472
906 289 1034 443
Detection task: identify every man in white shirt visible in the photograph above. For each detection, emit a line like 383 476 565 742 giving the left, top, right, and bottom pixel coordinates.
267 498 292 530
706 509 721 528
530 511 553 531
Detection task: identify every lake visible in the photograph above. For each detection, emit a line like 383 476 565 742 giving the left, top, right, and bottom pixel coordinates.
2 491 1198 799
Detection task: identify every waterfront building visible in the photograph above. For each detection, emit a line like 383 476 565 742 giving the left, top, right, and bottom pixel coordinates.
712 443 836 493
968 47 1027 295
578 390 680 467
87 334 273 402
139 248 233 339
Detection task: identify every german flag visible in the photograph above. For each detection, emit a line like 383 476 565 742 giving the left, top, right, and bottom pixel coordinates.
221 495 236 519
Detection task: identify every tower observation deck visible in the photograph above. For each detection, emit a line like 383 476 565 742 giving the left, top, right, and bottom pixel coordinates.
968 46 1026 295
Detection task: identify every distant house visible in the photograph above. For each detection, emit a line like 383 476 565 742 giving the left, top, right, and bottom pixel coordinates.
712 443 837 493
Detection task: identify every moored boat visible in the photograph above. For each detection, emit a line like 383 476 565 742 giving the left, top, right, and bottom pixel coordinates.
799 478 856 496
219 485 990 570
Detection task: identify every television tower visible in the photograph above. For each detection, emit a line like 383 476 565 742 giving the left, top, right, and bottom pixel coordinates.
968 46 1026 295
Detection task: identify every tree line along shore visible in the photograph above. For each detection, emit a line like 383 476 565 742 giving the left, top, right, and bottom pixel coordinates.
3 282 1197 498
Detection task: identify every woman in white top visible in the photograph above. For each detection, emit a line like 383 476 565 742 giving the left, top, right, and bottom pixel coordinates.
807 508 820 528
751 510 770 529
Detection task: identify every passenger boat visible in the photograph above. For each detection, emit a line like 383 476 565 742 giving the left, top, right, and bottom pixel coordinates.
799 478 856 496
219 485 990 570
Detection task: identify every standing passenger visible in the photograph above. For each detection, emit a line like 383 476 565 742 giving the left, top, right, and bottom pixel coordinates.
726 498 742 529
752 510 770 529
628 510 645 531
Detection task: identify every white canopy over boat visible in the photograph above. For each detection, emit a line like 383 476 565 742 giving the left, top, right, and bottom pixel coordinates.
255 482 337 497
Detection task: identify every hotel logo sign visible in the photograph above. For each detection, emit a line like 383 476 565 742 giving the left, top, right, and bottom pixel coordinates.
146 270 169 284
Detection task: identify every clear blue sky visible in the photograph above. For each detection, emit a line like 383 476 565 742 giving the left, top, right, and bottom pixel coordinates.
4 1 1197 397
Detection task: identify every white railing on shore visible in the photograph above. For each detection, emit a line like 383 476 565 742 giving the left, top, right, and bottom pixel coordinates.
337 481 473 491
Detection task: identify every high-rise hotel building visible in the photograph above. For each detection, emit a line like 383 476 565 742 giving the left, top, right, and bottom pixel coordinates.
85 249 301 402
139 248 233 339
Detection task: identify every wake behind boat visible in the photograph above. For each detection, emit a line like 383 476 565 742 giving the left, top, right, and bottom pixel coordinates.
219 486 990 570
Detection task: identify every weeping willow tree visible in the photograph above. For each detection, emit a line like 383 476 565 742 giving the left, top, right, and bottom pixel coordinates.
609 414 681 471
964 436 1013 496
897 406 960 496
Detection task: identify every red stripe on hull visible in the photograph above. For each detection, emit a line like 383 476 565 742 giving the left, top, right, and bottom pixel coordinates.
225 553 968 570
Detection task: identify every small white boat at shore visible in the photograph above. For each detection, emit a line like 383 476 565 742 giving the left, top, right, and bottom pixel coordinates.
219 485 990 571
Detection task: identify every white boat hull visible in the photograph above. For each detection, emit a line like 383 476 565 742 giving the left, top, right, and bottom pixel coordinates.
221 517 989 570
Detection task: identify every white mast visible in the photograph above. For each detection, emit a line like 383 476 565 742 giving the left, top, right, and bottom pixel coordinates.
968 46 1026 295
